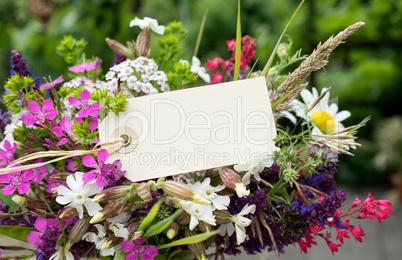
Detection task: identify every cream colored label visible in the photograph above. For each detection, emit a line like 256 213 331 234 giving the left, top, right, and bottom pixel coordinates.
99 77 277 182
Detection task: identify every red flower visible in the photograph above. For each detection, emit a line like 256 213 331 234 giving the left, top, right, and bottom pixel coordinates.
336 228 350 244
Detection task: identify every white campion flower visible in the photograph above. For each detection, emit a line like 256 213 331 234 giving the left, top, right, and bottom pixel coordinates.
232 204 256 245
82 224 115 256
190 56 211 83
113 223 129 240
129 17 165 35
180 57 211 83
49 245 74 260
187 178 230 210
180 200 216 230
234 154 274 185
218 223 235 237
56 172 102 218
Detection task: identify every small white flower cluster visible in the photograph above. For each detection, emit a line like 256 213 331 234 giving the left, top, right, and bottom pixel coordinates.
62 76 110 93
105 57 169 95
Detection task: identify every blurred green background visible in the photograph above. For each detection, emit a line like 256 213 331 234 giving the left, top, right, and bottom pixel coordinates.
1 0 401 188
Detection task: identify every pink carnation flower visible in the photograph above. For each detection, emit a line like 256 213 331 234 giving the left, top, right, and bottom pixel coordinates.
68 60 100 73
0 140 16 166
68 89 101 118
0 168 34 195
21 100 57 126
122 238 159 260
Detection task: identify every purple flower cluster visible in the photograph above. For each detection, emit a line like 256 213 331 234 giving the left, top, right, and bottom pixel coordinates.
10 50 33 77
0 109 11 134
304 173 337 195
27 217 61 259
260 164 281 183
309 190 348 224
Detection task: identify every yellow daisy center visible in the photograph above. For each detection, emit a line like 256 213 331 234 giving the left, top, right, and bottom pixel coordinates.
311 111 336 134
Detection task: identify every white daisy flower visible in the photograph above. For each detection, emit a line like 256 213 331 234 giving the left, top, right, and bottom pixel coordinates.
129 17 165 35
55 172 102 218
288 87 351 136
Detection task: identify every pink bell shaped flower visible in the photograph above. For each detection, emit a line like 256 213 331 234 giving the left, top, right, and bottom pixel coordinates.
121 237 159 260
68 89 101 118
0 168 34 195
21 100 57 126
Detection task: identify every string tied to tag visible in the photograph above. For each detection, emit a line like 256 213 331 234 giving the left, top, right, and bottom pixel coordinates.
0 133 131 176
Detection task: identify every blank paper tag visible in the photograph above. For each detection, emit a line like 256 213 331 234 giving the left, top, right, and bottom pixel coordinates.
99 77 277 182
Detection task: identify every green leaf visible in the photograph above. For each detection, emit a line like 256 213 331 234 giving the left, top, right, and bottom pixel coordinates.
157 230 219 249
138 199 163 232
113 249 125 260
143 209 183 238
194 9 208 57
271 86 299 109
233 0 242 81
0 226 34 243
261 0 305 77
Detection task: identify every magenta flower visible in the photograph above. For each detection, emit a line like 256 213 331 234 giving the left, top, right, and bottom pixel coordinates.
26 216 68 258
32 159 47 183
45 169 64 193
0 140 16 166
75 117 98 132
27 217 60 245
121 238 159 260
82 149 109 187
68 89 101 118
52 118 73 146
69 60 99 73
21 100 57 126
0 168 34 195
40 75 64 90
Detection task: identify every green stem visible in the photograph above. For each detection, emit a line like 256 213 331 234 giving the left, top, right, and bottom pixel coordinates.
267 176 284 197
34 182 55 216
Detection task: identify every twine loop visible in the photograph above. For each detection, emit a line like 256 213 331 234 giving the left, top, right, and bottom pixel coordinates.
0 133 131 175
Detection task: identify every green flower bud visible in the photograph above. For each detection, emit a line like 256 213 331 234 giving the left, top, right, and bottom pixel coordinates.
283 167 300 183
68 218 89 244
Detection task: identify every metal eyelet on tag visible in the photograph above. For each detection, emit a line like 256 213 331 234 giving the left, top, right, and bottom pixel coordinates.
110 126 138 154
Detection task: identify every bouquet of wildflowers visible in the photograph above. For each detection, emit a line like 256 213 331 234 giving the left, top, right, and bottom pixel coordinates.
0 6 394 260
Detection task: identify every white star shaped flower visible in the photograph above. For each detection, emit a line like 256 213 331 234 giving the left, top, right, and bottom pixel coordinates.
187 178 230 210
56 172 102 218
83 224 115 256
129 17 165 35
190 56 211 83
232 204 255 245
234 154 273 185
180 200 216 230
